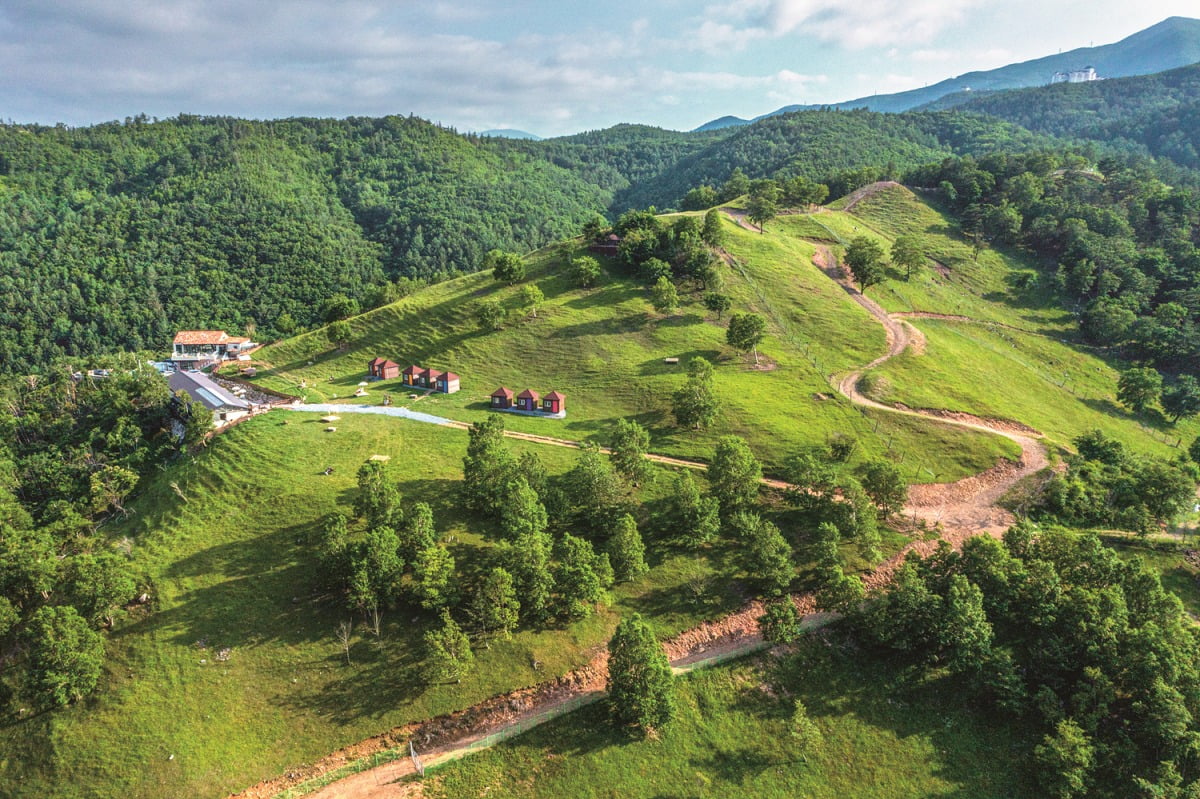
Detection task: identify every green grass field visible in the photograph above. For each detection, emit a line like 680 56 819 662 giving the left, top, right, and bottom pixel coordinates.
247 211 1020 482
423 632 1032 799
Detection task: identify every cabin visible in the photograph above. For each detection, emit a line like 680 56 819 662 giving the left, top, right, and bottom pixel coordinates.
402 365 427 386
491 386 514 409
172 330 257 369
589 233 621 257
367 358 400 380
168 370 252 425
516 388 540 411
436 371 460 394
542 391 566 414
425 369 444 390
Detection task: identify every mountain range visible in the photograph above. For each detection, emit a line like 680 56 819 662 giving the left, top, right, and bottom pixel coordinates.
695 16 1200 131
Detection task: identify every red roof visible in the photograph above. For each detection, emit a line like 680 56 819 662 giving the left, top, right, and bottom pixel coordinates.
545 391 566 400
441 372 460 381
174 330 229 346
381 360 400 369
517 388 540 400
491 386 514 398
402 364 425 376
426 369 445 380
369 357 387 367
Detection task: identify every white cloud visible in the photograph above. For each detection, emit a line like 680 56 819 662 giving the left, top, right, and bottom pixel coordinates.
697 0 983 50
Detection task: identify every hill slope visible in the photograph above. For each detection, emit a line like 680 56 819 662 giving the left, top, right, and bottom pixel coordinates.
695 16 1200 129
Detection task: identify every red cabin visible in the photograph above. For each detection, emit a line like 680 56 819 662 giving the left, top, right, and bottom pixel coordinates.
368 358 400 380
426 369 444 390
516 388 540 411
402 365 426 386
437 372 460 394
491 386 514 409
542 390 566 414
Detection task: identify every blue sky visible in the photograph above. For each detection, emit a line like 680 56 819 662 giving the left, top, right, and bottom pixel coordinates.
1 1 1197 136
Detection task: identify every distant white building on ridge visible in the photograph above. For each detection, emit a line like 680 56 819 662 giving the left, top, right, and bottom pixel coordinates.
1051 66 1100 84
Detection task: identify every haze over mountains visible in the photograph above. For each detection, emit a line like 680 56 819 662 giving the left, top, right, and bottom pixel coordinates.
694 16 1200 132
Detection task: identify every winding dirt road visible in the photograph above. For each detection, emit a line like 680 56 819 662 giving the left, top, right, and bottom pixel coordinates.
235 195 1051 799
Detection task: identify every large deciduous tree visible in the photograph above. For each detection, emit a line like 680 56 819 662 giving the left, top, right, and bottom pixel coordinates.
726 312 767 363
844 236 887 292
607 613 675 734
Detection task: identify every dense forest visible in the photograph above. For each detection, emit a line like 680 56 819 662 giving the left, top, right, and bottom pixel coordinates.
0 107 1076 375
946 63 1200 169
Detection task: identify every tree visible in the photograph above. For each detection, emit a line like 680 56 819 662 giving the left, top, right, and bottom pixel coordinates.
412 545 456 611
703 292 732 319
726 312 767 363
565 445 628 530
327 320 352 349
746 187 779 233
87 465 138 516
519 284 544 319
581 214 607 241
475 299 506 331
505 531 555 623
1162 375 1200 422
891 234 924 280
554 533 610 618
424 610 474 683
65 552 136 628
607 514 649 582
498 475 548 539
682 185 718 211
640 257 672 284
720 168 750 202
611 419 652 487
569 255 601 288
322 293 359 323
939 575 993 672
1190 437 1200 465
355 460 402 531
759 597 803 643
399 501 437 563
709 436 762 515
24 605 104 707
789 699 824 762
672 357 719 430
1034 718 1094 799
667 470 721 548
607 613 675 734
701 208 725 248
856 460 908 518
1118 366 1163 414
650 276 680 315
735 514 793 595
844 237 887 292
360 526 404 607
471 567 520 639
488 250 526 284
462 414 516 514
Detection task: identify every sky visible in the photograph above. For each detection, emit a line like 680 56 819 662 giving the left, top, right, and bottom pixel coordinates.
1 1 1198 136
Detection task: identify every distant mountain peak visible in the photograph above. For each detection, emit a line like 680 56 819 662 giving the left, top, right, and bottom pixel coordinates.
693 16 1200 131
477 128 542 140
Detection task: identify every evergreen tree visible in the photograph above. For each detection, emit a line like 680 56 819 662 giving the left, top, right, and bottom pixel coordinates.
709 436 762 516
789 699 824 762
354 460 402 531
361 526 404 607
399 502 437 563
471 567 520 639
505 531 555 623
611 419 653 487
667 470 721 547
24 605 104 707
607 613 675 734
554 533 609 618
423 610 474 683
939 575 993 672
463 415 516 514
498 475 549 539
607 514 649 582
759 597 803 643
412 545 456 611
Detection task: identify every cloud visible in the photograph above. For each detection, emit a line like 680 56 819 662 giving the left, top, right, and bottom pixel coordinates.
698 0 983 50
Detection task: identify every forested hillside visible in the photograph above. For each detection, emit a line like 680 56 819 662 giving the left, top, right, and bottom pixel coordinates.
0 116 607 373
945 63 1200 169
